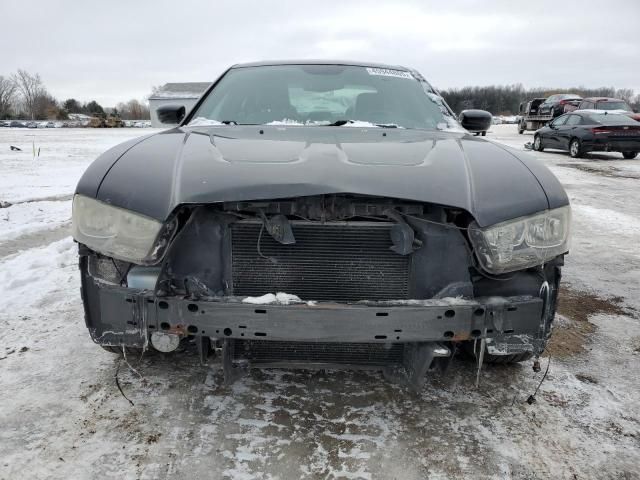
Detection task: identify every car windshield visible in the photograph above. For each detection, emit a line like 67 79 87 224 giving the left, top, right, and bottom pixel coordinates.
587 113 638 125
597 101 631 111
187 64 456 130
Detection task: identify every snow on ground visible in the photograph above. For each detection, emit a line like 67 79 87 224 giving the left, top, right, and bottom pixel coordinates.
1 125 639 479
0 128 159 204
0 200 71 243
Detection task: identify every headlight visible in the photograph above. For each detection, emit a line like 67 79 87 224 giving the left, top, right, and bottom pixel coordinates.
72 195 164 264
469 206 570 274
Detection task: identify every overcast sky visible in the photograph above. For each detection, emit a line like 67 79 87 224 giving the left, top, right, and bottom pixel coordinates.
2 0 639 106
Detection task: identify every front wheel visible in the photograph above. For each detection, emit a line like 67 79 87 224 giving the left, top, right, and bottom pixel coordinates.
569 138 584 158
481 131 487 136
533 134 544 151
622 151 638 159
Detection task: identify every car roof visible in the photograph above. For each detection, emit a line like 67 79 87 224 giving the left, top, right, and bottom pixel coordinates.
231 59 411 71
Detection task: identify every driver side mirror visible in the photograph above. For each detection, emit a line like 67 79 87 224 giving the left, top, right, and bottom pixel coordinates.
157 104 186 124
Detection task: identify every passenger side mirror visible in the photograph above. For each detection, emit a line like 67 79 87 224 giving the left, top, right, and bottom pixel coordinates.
157 104 186 124
458 109 492 133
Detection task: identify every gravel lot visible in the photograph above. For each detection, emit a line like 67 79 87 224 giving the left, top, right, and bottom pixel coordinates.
1 125 639 480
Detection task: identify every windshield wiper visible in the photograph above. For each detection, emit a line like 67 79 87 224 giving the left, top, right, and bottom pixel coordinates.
324 119 399 128
326 119 352 126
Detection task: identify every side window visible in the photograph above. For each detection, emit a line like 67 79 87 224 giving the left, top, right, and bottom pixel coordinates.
581 101 593 109
550 115 568 127
566 115 581 126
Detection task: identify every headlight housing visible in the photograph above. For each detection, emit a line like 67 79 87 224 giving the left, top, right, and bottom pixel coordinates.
72 195 166 264
469 206 571 274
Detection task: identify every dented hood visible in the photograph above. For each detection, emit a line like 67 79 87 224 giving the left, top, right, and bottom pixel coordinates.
77 126 568 227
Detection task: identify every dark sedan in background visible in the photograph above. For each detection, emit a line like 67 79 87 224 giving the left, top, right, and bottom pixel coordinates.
534 111 640 158
538 94 582 118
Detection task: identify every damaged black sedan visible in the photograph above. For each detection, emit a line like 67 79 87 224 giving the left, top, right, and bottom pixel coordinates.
73 61 570 391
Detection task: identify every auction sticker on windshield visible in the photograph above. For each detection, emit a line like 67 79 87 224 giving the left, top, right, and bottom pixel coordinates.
366 67 413 79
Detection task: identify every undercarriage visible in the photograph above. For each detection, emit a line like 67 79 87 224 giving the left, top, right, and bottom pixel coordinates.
80 194 561 391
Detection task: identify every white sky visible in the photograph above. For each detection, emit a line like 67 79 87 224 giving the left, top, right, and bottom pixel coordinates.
1 0 639 106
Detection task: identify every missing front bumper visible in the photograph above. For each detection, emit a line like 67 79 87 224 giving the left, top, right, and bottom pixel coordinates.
82 269 545 350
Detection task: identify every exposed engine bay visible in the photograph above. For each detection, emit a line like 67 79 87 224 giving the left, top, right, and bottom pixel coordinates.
80 194 561 391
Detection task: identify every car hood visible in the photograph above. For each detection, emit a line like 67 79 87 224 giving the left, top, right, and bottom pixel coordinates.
77 126 568 228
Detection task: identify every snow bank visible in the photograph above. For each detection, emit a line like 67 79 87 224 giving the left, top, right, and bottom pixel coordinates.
0 200 71 242
0 236 76 312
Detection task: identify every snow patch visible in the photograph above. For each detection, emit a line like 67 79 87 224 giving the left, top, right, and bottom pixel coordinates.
242 292 303 305
0 200 71 242
188 117 224 126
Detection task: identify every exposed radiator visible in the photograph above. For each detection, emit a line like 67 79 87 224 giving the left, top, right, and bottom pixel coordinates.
233 340 405 366
231 222 410 302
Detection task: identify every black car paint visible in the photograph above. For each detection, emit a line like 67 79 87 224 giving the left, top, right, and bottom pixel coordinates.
535 112 640 154
76 126 567 228
75 61 569 382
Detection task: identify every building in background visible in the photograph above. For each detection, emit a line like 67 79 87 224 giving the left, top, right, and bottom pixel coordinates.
148 82 210 127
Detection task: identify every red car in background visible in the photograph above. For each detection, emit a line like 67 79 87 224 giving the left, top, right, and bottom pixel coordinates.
565 97 640 121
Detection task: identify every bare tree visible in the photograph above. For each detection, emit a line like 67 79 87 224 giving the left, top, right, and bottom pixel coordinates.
116 99 150 120
127 99 144 119
0 76 16 119
11 69 44 120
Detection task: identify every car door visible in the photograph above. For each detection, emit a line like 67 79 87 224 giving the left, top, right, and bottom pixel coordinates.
540 96 556 115
557 114 581 150
545 115 568 148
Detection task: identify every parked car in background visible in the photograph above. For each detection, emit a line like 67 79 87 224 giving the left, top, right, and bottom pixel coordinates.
566 97 640 121
73 60 570 391
533 111 640 159
9 121 26 127
538 94 582 118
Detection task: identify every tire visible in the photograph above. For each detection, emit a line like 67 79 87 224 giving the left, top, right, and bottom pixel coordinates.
100 345 147 357
569 138 584 158
622 151 638 159
461 342 533 364
481 131 486 136
533 134 544 151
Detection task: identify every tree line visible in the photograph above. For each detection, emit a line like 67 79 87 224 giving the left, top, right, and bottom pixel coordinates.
438 83 640 115
0 69 150 121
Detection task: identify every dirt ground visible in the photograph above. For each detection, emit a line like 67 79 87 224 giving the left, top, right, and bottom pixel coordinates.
1 126 639 479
